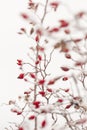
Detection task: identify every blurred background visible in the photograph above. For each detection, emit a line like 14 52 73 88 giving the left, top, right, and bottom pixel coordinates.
0 0 87 128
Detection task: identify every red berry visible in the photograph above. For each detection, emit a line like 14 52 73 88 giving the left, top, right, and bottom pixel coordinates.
36 29 42 36
61 67 69 71
36 46 45 52
64 29 70 34
47 88 52 92
18 73 24 79
38 79 45 85
41 120 46 128
59 20 69 28
17 111 22 115
24 91 30 94
35 60 39 65
20 28 26 33
49 27 59 33
17 59 22 66
76 11 85 18
48 80 55 85
73 38 82 43
62 77 68 81
33 101 40 108
39 91 45 96
50 1 59 11
35 35 39 42
57 99 63 103
65 53 71 59
29 115 35 120
21 13 29 19
19 127 24 130
75 62 84 66
30 73 36 79
64 89 69 92
65 104 72 109
38 55 42 61
11 109 17 113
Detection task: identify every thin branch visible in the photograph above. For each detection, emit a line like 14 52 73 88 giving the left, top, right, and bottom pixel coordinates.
41 0 49 23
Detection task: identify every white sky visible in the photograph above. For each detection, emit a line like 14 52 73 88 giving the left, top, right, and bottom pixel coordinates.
0 0 27 101
0 0 87 128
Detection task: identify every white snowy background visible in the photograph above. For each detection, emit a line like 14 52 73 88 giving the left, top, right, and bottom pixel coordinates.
0 0 87 129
